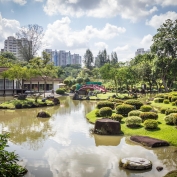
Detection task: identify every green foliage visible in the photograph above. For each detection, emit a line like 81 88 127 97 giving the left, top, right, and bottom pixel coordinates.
95 109 101 117
128 110 142 117
154 98 164 103
163 99 170 104
164 113 177 125
125 116 142 128
0 133 27 176
165 108 177 115
171 96 177 102
99 107 112 117
140 105 152 112
116 104 135 117
139 112 158 122
144 119 158 129
96 101 115 109
124 99 143 109
164 170 177 177
111 114 123 122
56 88 65 94
160 107 167 114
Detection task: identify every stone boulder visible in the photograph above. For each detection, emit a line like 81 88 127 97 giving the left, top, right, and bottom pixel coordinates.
37 111 51 118
17 94 27 100
130 136 169 147
73 92 80 100
119 157 152 170
53 98 60 105
94 118 121 135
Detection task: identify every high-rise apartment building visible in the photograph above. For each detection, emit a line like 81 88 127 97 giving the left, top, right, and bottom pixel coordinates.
135 48 150 56
43 49 81 66
2 36 32 61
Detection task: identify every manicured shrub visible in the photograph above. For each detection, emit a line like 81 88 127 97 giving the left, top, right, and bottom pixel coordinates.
164 113 177 125
171 96 177 102
155 94 165 98
125 116 142 128
128 110 142 117
140 112 158 122
96 101 115 109
165 108 177 115
116 104 135 116
140 105 152 112
160 107 167 114
144 119 158 129
168 95 172 102
171 102 176 106
163 99 170 104
111 114 123 122
173 116 177 125
153 98 164 103
124 100 143 109
56 88 65 94
95 109 100 117
99 107 112 117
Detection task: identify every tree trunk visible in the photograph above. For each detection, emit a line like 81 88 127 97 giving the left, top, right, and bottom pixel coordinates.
162 77 168 92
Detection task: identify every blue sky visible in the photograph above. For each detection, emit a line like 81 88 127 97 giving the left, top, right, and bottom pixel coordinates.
0 0 177 62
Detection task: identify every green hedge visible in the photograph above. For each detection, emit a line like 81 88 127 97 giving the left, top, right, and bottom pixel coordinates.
144 119 158 129
163 99 170 104
128 110 142 117
160 107 167 114
140 105 152 112
111 114 123 122
124 100 143 109
139 112 158 122
99 107 112 117
96 101 115 109
116 104 135 117
171 96 177 102
56 88 65 94
125 116 142 128
154 98 164 103
165 108 177 115
164 113 177 125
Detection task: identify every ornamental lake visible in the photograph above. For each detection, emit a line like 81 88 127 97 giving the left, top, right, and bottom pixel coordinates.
0 96 177 177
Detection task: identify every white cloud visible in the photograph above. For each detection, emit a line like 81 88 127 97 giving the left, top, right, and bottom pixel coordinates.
94 42 108 50
155 0 177 6
140 34 153 48
146 11 177 28
0 14 20 49
113 45 129 51
13 0 27 5
43 0 159 22
42 17 126 51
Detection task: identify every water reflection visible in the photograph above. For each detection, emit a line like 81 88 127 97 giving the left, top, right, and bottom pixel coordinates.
0 96 176 177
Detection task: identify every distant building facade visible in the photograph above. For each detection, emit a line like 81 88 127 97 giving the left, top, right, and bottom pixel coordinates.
43 49 81 66
135 48 150 56
1 36 32 61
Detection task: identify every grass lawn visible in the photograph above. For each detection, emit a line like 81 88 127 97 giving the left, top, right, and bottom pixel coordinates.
86 101 177 146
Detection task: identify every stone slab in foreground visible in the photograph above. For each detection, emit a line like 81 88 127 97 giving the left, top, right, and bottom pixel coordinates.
130 135 169 147
120 157 152 170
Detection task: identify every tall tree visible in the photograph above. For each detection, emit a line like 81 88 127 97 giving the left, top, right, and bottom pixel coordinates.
83 49 93 69
151 19 177 91
0 51 17 61
110 51 118 65
16 24 44 62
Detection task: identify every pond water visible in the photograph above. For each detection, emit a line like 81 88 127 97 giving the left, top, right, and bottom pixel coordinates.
0 96 177 177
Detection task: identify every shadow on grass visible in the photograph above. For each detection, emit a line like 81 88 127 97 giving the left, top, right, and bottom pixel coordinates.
127 125 144 130
145 127 161 131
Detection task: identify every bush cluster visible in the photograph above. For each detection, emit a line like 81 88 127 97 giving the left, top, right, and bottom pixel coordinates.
116 104 135 116
160 107 167 114
171 96 177 102
165 108 177 115
128 110 142 117
154 98 164 103
124 100 143 109
99 107 112 117
111 114 123 122
164 113 177 125
163 99 170 104
139 112 158 122
140 105 152 112
144 119 158 129
125 116 142 128
56 88 65 94
96 101 115 109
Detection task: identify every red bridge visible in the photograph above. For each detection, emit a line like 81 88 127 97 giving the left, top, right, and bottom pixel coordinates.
78 84 107 93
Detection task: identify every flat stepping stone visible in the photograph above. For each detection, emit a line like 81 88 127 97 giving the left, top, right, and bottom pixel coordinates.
130 135 169 147
120 157 152 170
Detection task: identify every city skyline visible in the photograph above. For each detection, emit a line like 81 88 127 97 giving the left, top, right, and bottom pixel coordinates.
0 0 177 62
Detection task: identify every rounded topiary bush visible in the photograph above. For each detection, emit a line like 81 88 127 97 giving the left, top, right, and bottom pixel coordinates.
154 98 164 103
165 108 177 115
95 109 101 117
140 105 152 112
56 88 65 94
160 107 167 114
124 100 143 109
125 116 142 128
155 94 165 98
144 119 158 129
111 114 123 122
164 113 177 125
139 112 158 122
128 110 142 117
171 96 177 102
173 116 177 125
163 99 170 104
96 101 115 109
99 107 112 117
116 104 135 117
